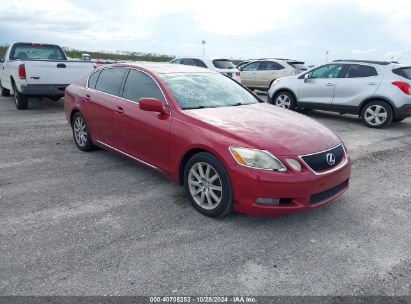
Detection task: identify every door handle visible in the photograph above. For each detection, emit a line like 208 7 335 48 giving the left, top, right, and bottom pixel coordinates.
368 82 377 85
83 94 91 102
114 106 124 114
326 83 335 86
57 63 66 68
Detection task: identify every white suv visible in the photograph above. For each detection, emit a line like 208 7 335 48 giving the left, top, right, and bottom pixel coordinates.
268 60 411 128
170 57 241 82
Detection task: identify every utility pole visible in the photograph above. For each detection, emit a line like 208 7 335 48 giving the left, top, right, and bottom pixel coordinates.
325 50 329 63
202 40 206 56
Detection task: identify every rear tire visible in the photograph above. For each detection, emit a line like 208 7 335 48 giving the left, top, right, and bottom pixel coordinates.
360 100 393 128
72 112 95 152
13 83 28 110
1 83 10 97
184 152 233 217
273 91 296 110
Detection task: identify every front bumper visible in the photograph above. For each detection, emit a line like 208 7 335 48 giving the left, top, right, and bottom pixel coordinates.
229 156 352 216
20 84 68 96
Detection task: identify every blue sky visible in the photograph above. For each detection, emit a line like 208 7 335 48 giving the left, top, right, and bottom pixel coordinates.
0 0 410 65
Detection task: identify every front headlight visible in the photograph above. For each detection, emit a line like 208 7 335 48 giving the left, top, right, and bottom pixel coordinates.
229 147 287 172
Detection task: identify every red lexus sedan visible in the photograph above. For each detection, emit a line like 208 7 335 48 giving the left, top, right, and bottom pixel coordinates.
64 63 351 217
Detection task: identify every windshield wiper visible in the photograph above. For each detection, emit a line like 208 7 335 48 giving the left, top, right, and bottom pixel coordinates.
183 105 206 110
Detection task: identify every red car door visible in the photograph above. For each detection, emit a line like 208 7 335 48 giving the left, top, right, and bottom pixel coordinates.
82 67 127 145
112 69 171 171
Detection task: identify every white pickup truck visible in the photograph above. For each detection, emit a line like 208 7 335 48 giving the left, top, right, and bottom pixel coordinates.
0 42 94 109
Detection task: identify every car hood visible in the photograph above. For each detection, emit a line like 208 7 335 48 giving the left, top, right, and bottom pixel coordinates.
184 103 341 156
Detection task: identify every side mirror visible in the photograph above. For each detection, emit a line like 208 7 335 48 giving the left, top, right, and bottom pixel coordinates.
139 98 167 114
0 57 4 63
303 73 310 83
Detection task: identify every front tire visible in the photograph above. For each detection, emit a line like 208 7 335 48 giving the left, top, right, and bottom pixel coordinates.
72 112 95 151
273 91 296 110
361 100 393 128
184 152 233 217
13 83 28 110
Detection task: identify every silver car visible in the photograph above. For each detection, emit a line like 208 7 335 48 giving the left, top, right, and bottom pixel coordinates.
268 60 411 128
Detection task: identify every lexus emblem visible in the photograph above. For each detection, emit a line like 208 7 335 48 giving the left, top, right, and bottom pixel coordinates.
326 153 336 166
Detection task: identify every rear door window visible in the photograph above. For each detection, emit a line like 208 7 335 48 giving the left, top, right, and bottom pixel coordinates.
95 68 127 96
122 69 164 103
345 64 378 78
258 61 284 70
393 67 411 80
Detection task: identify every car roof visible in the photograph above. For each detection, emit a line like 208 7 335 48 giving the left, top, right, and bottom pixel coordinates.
115 62 217 74
173 56 232 61
333 59 392 65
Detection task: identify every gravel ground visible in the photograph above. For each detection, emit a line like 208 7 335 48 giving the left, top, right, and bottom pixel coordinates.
0 94 410 296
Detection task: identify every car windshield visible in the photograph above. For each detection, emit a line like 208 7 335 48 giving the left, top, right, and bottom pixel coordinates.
11 44 66 60
393 67 411 80
288 61 307 71
212 59 236 69
160 72 258 110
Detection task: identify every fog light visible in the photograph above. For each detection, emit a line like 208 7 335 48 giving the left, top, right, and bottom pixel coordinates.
256 198 280 205
286 158 302 172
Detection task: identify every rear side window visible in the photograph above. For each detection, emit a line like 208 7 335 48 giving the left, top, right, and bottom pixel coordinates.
258 61 284 71
393 67 411 80
122 70 164 102
345 65 378 78
212 60 235 69
170 58 181 64
88 71 100 89
95 68 127 96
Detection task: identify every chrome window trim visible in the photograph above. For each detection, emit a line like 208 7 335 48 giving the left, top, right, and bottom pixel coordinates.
96 140 161 171
298 143 348 176
86 66 172 115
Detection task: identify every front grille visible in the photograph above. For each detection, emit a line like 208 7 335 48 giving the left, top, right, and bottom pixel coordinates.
300 144 344 173
309 180 347 204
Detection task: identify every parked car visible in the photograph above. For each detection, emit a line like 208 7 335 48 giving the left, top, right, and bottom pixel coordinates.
0 42 94 109
239 59 307 90
64 63 351 217
170 56 241 82
268 60 411 128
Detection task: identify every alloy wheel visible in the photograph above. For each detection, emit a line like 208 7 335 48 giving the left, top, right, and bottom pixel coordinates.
275 94 291 109
364 105 387 126
73 116 88 147
188 162 223 210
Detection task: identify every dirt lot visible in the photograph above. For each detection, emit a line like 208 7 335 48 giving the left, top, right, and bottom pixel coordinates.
0 95 410 295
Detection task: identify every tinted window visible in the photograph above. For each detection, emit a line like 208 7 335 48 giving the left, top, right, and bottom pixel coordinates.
160 73 258 109
170 58 181 64
95 68 126 96
393 67 411 80
345 65 378 78
212 60 235 69
122 70 164 102
309 64 344 79
88 71 100 89
242 62 259 71
258 61 284 70
11 44 66 60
